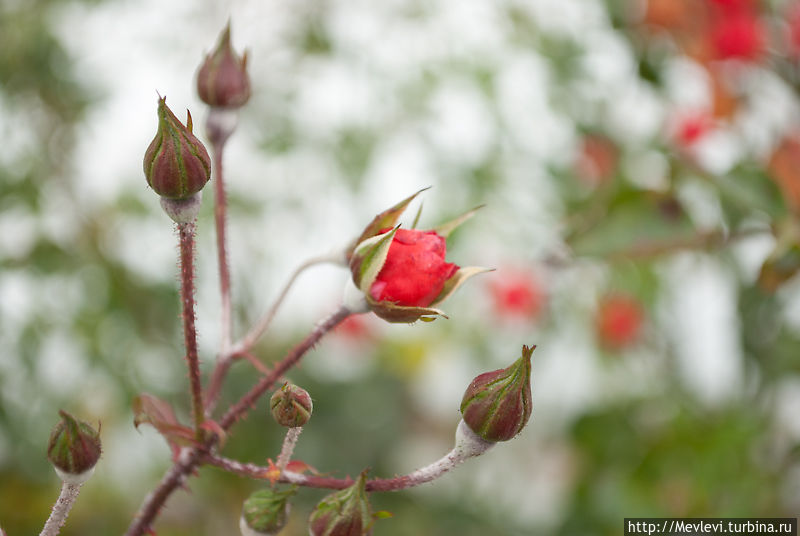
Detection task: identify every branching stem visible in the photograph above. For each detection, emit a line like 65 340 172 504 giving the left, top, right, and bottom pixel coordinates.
204 252 343 415
125 306 351 536
202 422 493 492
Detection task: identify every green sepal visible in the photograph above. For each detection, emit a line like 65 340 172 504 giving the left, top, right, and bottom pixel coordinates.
242 486 297 533
434 204 485 238
431 266 494 306
350 226 398 294
366 296 447 323
348 187 430 259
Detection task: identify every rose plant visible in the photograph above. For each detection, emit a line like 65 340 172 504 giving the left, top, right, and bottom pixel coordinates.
25 23 534 536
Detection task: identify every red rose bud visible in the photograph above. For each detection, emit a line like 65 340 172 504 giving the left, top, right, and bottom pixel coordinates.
270 383 313 428
197 23 251 109
239 487 297 536
370 228 458 307
349 194 490 323
143 96 211 200
460 345 534 442
47 410 102 484
308 471 373 536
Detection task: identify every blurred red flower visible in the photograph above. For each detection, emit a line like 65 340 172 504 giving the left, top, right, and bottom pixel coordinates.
596 294 644 349
489 271 545 321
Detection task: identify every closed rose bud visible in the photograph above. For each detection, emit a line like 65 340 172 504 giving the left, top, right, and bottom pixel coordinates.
270 383 313 428
308 471 372 536
460 345 534 442
143 96 211 200
197 23 251 109
47 410 102 485
349 192 490 323
239 487 296 536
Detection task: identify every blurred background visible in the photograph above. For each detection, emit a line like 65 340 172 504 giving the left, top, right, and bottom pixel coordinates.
2 0 800 534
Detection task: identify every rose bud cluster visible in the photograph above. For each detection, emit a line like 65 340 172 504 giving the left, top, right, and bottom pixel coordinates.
348 189 490 323
143 97 211 222
460 345 534 442
239 487 296 536
270 383 313 428
47 410 102 485
197 23 251 109
308 471 374 536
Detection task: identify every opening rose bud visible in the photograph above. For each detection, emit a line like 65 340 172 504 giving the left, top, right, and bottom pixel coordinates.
460 345 534 442
349 192 490 323
369 229 458 307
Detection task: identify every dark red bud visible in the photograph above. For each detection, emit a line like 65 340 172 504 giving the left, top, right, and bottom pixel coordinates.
460 345 534 442
143 96 211 199
197 23 251 108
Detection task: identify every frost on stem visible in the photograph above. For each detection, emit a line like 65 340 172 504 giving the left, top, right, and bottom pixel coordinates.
160 192 203 224
39 482 84 536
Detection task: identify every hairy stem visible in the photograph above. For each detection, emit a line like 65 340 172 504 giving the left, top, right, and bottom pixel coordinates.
212 140 233 355
205 252 342 415
178 222 205 439
39 482 82 536
125 306 350 536
237 252 346 353
124 448 203 536
202 422 493 492
219 305 352 431
276 427 303 474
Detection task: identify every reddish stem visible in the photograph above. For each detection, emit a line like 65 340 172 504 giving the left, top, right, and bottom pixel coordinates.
219 306 351 431
212 141 233 354
124 448 204 536
201 451 460 492
124 306 351 536
178 222 205 439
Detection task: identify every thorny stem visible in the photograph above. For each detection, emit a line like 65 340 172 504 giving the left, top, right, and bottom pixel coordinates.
124 448 203 536
202 421 495 492
276 427 303 474
204 252 343 415
178 222 205 439
125 306 351 536
237 252 346 352
219 305 352 431
39 482 83 536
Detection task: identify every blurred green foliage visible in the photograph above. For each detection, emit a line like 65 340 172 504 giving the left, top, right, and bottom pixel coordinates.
2 0 800 535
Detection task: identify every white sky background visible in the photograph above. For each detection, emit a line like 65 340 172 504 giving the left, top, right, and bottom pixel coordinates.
1 0 798 527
